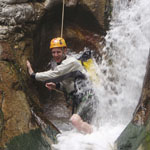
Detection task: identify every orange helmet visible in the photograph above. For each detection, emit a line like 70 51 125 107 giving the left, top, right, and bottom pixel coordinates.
50 37 67 49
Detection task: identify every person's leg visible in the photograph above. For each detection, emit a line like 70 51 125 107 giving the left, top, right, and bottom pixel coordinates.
70 114 93 134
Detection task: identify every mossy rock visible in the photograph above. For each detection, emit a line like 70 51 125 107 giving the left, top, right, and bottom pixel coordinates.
5 129 52 150
115 115 150 150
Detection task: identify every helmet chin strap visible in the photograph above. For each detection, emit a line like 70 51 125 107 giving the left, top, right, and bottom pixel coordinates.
61 47 67 62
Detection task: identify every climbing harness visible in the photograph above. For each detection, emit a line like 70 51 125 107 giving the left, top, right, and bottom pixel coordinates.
61 0 65 37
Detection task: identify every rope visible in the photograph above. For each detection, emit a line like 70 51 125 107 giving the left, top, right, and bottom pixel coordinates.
61 0 65 38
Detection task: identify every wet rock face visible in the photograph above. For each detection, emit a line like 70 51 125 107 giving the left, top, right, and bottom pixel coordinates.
79 0 108 28
66 0 78 7
0 0 110 41
0 60 32 146
1 0 28 4
0 2 44 40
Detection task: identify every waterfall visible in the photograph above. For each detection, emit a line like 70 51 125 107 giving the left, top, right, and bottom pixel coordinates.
53 0 150 149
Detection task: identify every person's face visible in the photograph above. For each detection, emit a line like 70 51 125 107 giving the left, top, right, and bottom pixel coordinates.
51 47 66 63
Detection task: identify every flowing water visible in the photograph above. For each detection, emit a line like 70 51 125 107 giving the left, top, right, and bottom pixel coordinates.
53 0 150 149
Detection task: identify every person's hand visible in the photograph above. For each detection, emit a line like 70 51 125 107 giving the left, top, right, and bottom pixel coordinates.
45 82 56 90
26 60 34 75
26 60 32 70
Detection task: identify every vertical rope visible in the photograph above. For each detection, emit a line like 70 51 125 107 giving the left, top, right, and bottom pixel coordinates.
61 0 65 38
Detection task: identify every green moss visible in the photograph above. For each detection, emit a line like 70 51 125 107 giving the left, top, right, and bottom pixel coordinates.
142 132 150 150
145 132 150 142
6 129 52 150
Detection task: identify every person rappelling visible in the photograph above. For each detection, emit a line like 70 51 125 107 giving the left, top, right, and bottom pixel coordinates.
26 37 99 134
26 0 99 134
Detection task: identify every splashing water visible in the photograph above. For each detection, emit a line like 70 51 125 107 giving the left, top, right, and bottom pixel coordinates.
53 0 150 149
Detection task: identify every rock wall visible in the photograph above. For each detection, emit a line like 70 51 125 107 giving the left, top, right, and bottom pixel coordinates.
0 0 111 41
0 0 111 149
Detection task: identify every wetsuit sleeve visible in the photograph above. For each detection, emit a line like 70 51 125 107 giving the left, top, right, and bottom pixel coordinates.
35 58 82 82
30 73 36 79
55 82 60 89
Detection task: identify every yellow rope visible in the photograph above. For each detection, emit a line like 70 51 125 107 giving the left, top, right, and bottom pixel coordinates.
61 0 65 38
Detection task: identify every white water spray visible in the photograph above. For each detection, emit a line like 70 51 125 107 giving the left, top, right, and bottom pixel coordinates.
53 0 150 149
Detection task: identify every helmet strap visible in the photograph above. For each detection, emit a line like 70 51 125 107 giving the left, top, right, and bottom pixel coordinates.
62 47 67 60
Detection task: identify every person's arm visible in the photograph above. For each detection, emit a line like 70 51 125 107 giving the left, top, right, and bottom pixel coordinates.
27 60 63 90
45 82 56 90
26 60 34 75
26 60 36 79
35 57 82 82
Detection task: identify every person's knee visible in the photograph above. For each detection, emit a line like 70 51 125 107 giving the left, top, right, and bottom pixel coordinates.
70 114 93 134
70 114 82 127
